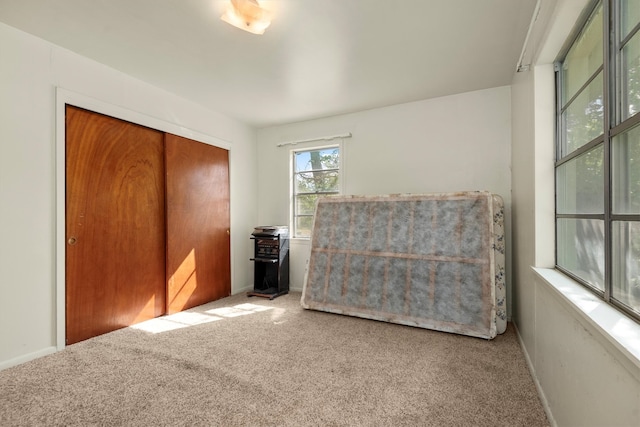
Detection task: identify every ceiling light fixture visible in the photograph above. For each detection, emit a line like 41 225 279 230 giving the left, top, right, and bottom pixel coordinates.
221 0 272 35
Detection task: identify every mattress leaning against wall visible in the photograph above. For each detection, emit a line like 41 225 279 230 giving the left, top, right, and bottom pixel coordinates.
300 191 506 339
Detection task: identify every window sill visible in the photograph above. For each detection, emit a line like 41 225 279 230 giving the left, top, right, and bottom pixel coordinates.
290 237 311 243
532 267 640 380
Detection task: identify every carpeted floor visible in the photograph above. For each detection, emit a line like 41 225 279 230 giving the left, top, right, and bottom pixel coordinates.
0 291 549 426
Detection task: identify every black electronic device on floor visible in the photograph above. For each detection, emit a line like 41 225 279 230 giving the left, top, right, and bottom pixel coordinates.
247 226 289 300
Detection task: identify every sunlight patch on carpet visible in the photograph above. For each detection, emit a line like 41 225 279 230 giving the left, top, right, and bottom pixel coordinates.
131 303 274 333
206 303 274 317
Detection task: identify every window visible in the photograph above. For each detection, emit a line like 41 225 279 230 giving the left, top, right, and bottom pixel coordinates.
291 146 340 238
556 0 640 320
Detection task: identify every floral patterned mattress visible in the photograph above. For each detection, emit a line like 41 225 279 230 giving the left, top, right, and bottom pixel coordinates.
301 191 506 339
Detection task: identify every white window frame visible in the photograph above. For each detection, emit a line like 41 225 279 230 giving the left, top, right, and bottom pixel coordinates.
555 0 640 322
290 143 343 239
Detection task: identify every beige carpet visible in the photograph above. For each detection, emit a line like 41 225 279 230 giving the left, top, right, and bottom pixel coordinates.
0 292 548 426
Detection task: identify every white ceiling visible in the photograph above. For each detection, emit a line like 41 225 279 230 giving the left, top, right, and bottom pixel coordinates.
0 0 537 128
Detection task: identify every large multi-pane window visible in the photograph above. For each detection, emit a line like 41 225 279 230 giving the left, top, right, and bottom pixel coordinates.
291 146 340 238
556 0 640 320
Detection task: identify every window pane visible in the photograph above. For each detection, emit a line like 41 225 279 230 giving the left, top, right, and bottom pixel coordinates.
561 3 603 105
294 148 339 172
295 194 318 216
557 218 605 291
560 72 604 156
613 124 640 213
295 170 339 193
557 145 604 214
294 216 314 238
622 32 640 120
621 0 640 40
612 221 640 314
292 145 340 238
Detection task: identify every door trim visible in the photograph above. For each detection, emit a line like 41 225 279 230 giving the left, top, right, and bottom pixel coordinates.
55 87 233 350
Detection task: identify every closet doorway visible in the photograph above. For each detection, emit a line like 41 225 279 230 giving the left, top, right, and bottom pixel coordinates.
65 106 230 344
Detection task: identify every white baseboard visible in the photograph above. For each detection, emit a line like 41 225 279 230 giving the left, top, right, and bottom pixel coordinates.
232 285 254 295
0 346 57 371
512 322 556 427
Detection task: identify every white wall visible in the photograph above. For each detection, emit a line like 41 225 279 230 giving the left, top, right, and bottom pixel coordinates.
0 22 258 369
511 66 537 354
256 87 513 304
8 6 637 424
511 0 640 425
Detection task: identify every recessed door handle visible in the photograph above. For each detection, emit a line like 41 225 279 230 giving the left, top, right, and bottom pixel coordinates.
68 237 78 245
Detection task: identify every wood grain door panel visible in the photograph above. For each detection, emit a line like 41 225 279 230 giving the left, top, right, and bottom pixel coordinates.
65 106 166 344
165 134 231 313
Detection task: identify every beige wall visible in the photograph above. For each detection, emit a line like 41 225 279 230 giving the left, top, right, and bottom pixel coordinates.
510 0 640 425
0 22 258 369
3 2 640 424
256 86 513 307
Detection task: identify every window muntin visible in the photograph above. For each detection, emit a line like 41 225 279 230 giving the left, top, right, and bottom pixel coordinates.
612 221 640 313
556 0 640 320
621 30 640 120
620 0 640 40
556 145 605 214
612 124 640 213
561 3 603 105
619 0 640 122
561 73 604 156
557 218 605 291
294 169 339 194
559 3 603 158
292 146 340 238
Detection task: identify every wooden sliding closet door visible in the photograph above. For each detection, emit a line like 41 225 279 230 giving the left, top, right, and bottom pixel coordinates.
165 134 231 314
65 106 166 345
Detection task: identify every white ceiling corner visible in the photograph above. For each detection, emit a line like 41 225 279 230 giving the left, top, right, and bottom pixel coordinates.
0 0 538 128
